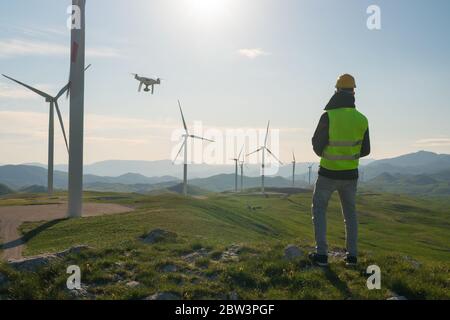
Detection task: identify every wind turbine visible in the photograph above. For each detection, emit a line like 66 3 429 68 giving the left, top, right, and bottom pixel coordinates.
308 163 315 185
292 151 296 187
2 75 70 195
247 121 283 194
173 100 214 196
230 144 244 192
3 64 91 196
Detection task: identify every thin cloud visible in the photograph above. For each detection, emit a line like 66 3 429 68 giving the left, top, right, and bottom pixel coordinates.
17 26 67 38
0 111 177 139
415 138 450 147
0 82 56 100
0 38 121 58
237 48 271 59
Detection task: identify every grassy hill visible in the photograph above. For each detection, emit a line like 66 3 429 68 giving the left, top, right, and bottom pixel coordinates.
189 174 307 192
0 191 449 300
362 171 450 196
0 183 14 196
362 151 450 179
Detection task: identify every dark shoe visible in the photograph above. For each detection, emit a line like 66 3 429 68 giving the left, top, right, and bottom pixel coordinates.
308 252 328 267
345 255 357 266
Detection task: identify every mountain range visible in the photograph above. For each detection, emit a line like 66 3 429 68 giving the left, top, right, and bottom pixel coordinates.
1 151 449 196
361 151 450 180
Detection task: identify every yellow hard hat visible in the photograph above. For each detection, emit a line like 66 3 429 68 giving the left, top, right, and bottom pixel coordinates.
336 74 356 89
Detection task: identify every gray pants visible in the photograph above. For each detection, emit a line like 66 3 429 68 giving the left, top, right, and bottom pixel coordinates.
311 175 358 257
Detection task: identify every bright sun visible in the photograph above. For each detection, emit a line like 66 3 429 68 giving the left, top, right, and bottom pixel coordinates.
189 0 227 20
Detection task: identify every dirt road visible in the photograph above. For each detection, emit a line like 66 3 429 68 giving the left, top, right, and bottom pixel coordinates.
0 203 134 261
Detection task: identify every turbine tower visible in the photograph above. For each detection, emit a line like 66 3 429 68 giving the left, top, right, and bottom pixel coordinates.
247 122 283 194
230 145 244 192
68 0 86 218
174 100 214 196
308 163 314 185
2 75 70 195
239 146 246 192
292 151 296 187
239 160 244 192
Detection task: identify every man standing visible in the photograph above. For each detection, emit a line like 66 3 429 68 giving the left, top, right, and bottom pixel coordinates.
309 74 370 267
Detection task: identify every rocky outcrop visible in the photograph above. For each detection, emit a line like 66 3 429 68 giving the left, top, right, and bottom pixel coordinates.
221 244 242 262
8 245 91 271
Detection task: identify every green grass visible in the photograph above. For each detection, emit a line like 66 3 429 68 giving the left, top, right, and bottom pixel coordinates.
0 191 449 300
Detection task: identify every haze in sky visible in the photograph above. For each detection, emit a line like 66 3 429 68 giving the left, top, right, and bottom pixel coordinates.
1 0 449 165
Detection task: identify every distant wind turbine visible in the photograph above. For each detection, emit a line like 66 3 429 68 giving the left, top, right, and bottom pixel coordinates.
292 151 296 187
247 121 283 194
230 144 244 192
173 100 214 196
308 163 315 185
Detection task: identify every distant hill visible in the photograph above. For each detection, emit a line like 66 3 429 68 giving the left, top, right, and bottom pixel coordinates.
83 174 308 194
84 180 179 194
19 185 48 194
362 151 450 179
3 151 450 196
166 183 210 196
30 160 319 180
23 152 445 181
0 183 14 195
362 169 450 196
0 164 178 190
0 165 67 189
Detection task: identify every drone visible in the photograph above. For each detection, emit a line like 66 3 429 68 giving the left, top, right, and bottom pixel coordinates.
132 73 162 94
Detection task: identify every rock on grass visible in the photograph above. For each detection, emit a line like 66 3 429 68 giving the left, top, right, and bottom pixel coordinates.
221 244 242 262
141 229 177 244
126 281 141 288
8 245 91 272
284 244 304 260
181 248 209 263
145 292 180 300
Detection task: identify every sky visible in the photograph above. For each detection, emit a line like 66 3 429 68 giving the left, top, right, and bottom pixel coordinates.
0 0 449 165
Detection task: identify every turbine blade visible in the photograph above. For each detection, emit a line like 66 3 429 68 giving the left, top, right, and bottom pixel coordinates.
2 74 52 100
190 135 214 142
238 144 245 160
178 100 188 133
264 121 270 147
246 147 263 157
173 139 186 164
84 64 92 71
292 151 296 162
266 148 283 165
56 83 70 100
54 100 69 153
66 83 71 100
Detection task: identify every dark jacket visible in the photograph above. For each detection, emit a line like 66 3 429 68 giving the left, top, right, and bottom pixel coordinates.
312 91 371 180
